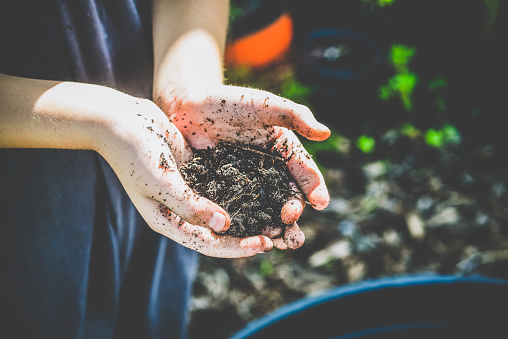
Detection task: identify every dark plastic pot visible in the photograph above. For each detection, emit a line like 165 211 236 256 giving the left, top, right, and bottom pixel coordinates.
299 29 382 83
230 275 508 339
226 0 293 68
228 0 289 40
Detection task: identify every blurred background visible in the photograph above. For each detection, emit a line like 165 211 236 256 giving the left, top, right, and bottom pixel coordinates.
189 1 508 338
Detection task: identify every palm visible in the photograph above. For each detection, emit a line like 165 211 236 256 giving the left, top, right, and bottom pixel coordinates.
157 84 332 249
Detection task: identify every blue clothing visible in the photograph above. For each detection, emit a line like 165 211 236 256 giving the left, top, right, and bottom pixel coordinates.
0 1 198 338
0 0 153 96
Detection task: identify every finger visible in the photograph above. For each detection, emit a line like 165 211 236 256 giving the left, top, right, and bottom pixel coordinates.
273 238 288 250
272 129 330 210
199 86 330 141
150 161 231 233
283 222 305 250
281 182 305 225
131 116 230 232
264 100 331 142
164 121 194 165
136 198 273 258
226 86 331 141
262 225 283 238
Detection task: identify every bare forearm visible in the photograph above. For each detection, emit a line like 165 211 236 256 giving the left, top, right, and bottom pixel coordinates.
0 73 114 150
152 0 229 94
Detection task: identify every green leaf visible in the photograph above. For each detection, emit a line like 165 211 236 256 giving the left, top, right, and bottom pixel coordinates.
400 123 420 138
377 0 395 7
425 125 461 148
378 85 393 101
428 77 448 90
389 45 416 72
280 76 316 104
425 129 444 148
357 135 376 153
484 0 501 38
442 124 461 144
259 260 274 277
387 72 418 110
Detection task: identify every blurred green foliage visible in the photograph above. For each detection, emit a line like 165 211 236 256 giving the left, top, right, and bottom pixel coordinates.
259 260 274 277
226 0 506 160
379 44 417 111
229 3 243 21
427 77 447 91
425 124 461 148
379 72 417 110
362 0 396 10
356 135 376 153
279 76 317 109
400 123 421 139
428 76 447 111
484 0 500 37
389 44 415 73
303 132 348 155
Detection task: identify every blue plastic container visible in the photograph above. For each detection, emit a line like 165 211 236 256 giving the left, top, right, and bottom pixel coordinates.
230 275 508 339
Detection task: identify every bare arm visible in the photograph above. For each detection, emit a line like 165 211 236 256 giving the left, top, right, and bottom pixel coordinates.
0 73 104 149
152 0 228 92
152 0 331 250
1 73 275 258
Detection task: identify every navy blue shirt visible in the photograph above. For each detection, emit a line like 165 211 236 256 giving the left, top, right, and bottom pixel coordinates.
0 0 153 97
0 2 199 338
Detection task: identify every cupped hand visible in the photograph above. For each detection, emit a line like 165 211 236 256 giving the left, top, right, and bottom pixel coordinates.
95 92 273 258
156 84 331 249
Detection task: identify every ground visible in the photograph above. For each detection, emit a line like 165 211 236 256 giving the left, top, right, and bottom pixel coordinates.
187 2 508 336
187 131 508 339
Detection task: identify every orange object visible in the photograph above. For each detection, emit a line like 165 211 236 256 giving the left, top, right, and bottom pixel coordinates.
225 12 293 69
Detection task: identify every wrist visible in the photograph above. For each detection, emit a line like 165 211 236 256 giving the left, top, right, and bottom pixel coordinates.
153 30 224 99
33 81 128 152
153 79 224 125
0 75 112 150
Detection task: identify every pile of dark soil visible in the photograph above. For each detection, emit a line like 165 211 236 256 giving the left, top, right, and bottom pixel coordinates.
180 143 296 237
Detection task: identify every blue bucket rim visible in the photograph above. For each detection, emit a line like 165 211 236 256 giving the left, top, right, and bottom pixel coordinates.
230 274 508 339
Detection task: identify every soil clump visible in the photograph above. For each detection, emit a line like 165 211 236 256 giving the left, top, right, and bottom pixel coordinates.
180 143 295 237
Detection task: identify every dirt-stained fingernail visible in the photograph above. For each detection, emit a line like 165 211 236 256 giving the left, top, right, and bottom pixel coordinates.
281 200 304 225
209 212 226 233
240 236 273 251
309 185 330 210
312 121 330 132
262 225 283 238
273 238 288 250
262 237 274 252
284 228 305 249
240 237 262 249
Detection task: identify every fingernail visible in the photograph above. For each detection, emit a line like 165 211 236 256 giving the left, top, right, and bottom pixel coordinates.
309 119 328 131
273 238 288 250
209 212 226 233
281 200 304 225
262 237 273 252
240 237 273 251
316 121 328 129
309 185 330 210
240 237 262 249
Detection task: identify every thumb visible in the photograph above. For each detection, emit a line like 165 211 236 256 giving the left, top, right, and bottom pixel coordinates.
250 90 331 141
152 165 231 233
